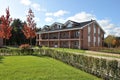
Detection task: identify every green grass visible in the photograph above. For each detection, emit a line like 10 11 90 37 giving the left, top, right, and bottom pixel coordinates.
52 48 120 59
0 56 101 80
53 48 85 53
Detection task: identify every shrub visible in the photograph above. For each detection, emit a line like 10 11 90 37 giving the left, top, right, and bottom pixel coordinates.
19 44 31 49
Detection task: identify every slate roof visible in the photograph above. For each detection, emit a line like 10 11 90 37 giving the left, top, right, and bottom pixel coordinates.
37 20 100 34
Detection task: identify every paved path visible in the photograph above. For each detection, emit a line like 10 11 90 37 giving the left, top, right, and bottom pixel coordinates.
84 50 120 60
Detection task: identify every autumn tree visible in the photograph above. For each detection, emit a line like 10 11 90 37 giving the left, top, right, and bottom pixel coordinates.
22 8 36 45
112 37 120 47
0 7 12 45
104 35 118 48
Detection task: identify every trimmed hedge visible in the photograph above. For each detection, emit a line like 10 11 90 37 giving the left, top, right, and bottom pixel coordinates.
35 48 120 80
0 48 120 79
0 49 34 56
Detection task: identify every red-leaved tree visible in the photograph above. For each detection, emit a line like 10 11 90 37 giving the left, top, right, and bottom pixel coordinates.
22 8 36 45
0 7 12 45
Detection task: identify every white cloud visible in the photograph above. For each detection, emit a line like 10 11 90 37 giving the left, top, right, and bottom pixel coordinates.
54 10 68 17
31 3 40 11
45 10 68 17
20 0 31 6
56 11 120 37
45 17 53 22
20 0 46 12
45 13 53 16
67 12 96 22
34 17 40 22
31 3 46 12
98 20 120 37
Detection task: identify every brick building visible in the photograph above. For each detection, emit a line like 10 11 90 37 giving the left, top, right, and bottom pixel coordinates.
36 20 105 49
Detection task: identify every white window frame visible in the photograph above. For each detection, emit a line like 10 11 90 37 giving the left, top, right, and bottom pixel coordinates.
98 27 100 34
94 36 96 46
88 25 90 34
94 23 96 34
94 36 96 42
98 36 100 46
88 35 90 46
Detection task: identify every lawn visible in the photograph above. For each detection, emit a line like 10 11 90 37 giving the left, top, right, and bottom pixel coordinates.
52 47 85 53
52 47 120 59
0 56 101 80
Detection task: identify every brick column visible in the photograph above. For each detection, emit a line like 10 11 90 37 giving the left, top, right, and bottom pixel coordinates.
58 32 60 48
69 31 71 48
69 41 71 48
69 31 71 38
78 30 81 49
48 33 49 47
39 34 41 45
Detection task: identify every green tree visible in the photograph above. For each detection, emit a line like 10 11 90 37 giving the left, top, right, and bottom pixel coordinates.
9 19 27 46
104 35 116 48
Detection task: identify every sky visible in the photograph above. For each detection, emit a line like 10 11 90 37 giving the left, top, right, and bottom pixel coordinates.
0 0 120 37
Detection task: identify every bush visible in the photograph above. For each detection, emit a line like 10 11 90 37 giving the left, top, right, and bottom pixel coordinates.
0 48 34 56
19 44 31 49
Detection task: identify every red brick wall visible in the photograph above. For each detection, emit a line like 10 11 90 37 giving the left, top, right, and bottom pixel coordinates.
82 25 88 49
37 21 105 49
82 22 104 49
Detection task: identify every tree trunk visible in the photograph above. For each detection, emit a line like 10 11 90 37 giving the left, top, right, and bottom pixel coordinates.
30 38 32 46
4 38 6 46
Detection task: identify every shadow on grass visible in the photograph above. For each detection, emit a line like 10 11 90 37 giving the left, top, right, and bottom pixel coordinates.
0 56 4 63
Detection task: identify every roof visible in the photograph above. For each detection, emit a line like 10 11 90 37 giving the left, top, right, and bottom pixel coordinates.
37 20 105 34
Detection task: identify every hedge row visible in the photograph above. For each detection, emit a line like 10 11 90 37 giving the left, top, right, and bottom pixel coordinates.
0 49 34 56
35 48 120 80
0 48 120 79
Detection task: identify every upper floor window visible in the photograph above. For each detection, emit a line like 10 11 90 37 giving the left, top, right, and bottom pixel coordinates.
75 31 80 37
77 31 80 35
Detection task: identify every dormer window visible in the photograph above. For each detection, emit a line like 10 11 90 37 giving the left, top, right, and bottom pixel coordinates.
67 24 71 27
58 25 61 29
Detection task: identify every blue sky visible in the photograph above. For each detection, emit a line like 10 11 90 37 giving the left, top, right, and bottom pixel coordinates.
0 0 120 37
